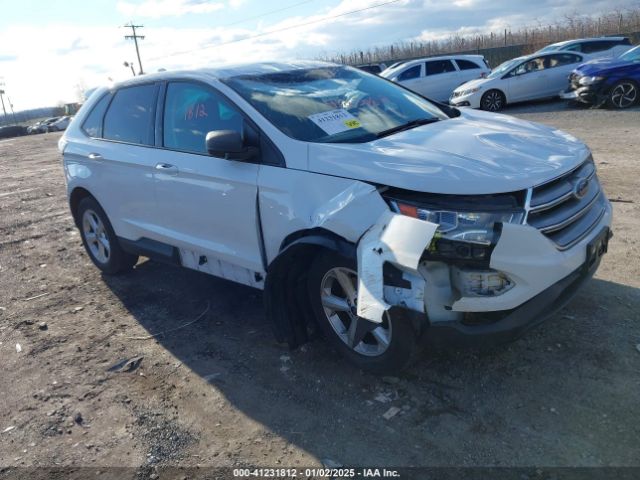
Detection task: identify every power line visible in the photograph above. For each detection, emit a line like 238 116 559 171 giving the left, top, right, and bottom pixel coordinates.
124 22 145 74
222 0 316 28
154 0 404 62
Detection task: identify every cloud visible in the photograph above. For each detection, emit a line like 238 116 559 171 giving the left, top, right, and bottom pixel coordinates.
2 0 638 110
116 0 225 18
56 37 90 55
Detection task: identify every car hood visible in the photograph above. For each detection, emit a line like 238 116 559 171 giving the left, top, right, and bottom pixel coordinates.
453 77 491 92
575 57 633 75
306 108 590 194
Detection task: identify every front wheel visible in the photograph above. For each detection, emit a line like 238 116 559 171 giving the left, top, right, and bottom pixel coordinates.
607 80 638 109
308 251 419 374
480 89 506 111
77 197 138 275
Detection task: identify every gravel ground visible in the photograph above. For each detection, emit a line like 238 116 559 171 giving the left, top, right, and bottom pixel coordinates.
0 100 639 476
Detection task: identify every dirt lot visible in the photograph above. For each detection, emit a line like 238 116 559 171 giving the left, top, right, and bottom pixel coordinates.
1 101 639 475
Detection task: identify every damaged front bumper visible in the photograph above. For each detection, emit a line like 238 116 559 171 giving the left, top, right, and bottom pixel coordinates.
426 236 608 347
357 198 612 347
559 83 608 106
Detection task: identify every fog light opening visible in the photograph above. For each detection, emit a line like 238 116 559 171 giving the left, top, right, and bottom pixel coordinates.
452 268 514 297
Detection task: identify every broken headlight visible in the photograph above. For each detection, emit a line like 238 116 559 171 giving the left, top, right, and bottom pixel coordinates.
578 76 605 86
389 200 524 264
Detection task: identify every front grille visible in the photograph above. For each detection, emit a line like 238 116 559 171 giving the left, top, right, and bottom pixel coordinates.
527 158 607 250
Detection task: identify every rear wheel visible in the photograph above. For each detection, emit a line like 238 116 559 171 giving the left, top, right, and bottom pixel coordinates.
480 89 506 111
77 197 138 274
607 80 638 109
308 251 419 374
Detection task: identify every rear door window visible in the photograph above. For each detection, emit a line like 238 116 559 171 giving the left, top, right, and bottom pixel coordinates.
397 65 421 81
547 53 583 67
425 59 456 75
454 59 481 70
103 84 158 145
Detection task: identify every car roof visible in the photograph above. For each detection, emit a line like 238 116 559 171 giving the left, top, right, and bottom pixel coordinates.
507 50 585 64
546 36 628 48
113 60 337 89
380 54 486 75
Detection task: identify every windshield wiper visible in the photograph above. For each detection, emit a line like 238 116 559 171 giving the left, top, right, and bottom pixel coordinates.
376 118 440 139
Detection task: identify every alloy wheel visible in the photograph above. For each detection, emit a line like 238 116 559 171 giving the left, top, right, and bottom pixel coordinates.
482 91 504 111
82 209 110 264
320 267 391 357
610 82 637 109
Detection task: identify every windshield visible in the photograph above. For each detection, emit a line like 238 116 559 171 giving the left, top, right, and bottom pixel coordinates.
620 45 640 62
486 58 523 79
537 43 561 53
223 66 448 143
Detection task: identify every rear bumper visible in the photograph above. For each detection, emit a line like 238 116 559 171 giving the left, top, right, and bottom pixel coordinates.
425 228 612 348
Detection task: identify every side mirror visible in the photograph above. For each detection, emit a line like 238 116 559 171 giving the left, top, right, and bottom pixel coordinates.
205 130 258 161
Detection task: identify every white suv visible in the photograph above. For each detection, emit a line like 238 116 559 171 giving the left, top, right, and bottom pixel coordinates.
380 55 491 102
60 61 612 373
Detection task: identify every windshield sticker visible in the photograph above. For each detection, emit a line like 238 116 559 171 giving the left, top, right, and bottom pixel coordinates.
308 109 361 135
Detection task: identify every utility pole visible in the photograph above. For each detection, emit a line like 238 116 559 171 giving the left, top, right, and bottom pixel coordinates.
123 22 145 75
0 93 6 125
0 79 7 125
7 97 16 124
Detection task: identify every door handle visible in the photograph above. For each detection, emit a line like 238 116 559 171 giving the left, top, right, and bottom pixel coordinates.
155 163 179 175
88 153 102 160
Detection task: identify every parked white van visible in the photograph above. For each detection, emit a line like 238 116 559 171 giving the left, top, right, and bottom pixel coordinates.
60 61 612 373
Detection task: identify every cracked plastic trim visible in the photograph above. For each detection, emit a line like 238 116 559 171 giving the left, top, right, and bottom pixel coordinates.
356 210 438 323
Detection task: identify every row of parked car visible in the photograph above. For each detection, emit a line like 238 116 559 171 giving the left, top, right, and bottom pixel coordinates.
363 36 639 110
0 116 74 140
27 116 73 134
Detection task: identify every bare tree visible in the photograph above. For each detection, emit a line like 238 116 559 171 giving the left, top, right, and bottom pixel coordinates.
319 6 640 66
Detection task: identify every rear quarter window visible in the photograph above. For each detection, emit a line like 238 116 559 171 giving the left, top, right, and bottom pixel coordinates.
455 59 481 70
81 93 112 138
103 84 158 145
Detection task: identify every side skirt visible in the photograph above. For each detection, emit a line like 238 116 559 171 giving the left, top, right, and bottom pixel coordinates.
118 236 265 290
118 237 181 265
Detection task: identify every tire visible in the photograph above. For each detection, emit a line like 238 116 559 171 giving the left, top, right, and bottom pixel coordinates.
607 80 639 109
480 89 506 111
76 197 138 275
308 251 419 374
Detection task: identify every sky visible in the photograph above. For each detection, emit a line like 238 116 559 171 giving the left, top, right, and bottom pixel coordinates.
0 0 637 110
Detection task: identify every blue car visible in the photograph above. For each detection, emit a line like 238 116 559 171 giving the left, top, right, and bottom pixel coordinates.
561 45 640 109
